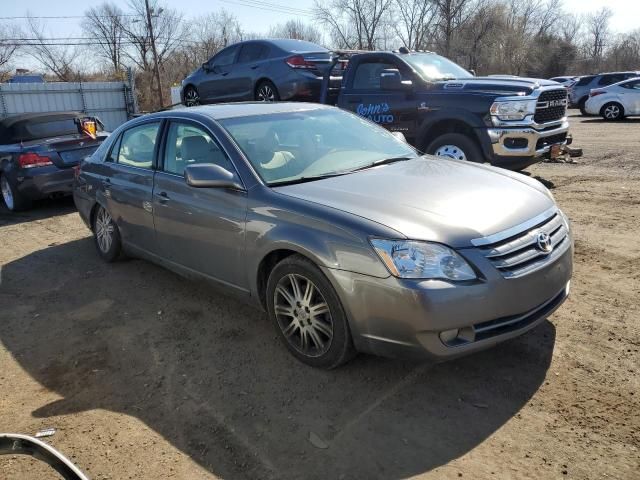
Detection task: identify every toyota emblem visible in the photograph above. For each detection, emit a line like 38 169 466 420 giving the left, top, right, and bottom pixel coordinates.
536 231 553 253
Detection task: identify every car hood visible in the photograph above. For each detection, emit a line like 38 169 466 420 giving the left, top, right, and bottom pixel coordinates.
434 76 561 96
273 157 555 248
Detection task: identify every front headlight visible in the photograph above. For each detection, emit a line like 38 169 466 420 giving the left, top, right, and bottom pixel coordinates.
490 100 537 121
370 239 476 281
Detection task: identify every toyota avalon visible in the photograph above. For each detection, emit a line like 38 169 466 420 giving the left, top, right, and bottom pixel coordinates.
73 103 573 369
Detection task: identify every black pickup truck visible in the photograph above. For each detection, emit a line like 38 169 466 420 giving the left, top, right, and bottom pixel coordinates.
321 49 571 171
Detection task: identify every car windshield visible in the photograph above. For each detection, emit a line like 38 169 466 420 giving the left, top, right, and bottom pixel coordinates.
403 53 473 81
219 109 418 185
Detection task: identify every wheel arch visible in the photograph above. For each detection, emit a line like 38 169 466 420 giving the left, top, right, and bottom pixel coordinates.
254 78 276 97
418 116 488 160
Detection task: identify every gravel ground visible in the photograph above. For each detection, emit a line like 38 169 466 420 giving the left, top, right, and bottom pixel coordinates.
0 114 638 479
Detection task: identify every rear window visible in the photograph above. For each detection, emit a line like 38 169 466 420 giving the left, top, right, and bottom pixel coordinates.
26 119 79 139
576 76 595 86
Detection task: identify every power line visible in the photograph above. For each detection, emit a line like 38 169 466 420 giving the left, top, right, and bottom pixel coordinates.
0 14 139 20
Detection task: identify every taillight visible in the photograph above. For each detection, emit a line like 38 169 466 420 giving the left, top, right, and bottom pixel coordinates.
285 55 316 69
17 152 53 168
590 90 606 97
73 164 81 180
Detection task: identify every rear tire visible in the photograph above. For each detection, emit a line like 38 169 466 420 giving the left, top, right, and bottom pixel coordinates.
600 102 624 121
425 133 483 163
0 173 31 212
255 80 280 102
578 97 590 116
92 205 122 262
266 254 356 369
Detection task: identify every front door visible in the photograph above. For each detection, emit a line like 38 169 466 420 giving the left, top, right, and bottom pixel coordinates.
340 57 418 143
102 121 161 253
200 45 240 103
153 120 248 289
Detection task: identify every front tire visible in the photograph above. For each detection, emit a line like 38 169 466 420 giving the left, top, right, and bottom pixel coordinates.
255 80 280 102
600 102 624 121
1 173 31 212
425 133 483 163
183 86 200 107
92 205 122 262
266 255 355 369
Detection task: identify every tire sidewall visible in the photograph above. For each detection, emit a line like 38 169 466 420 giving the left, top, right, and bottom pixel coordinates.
266 255 354 369
255 80 280 102
600 102 624 121
425 133 483 163
93 205 122 262
0 173 30 212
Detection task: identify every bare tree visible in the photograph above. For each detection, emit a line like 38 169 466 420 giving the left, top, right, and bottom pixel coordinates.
432 0 479 57
268 20 322 44
314 0 394 50
25 16 80 81
0 24 21 80
82 2 127 75
191 10 244 61
393 0 437 50
585 7 613 64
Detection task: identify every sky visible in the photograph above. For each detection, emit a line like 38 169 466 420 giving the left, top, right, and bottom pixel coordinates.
2 0 639 71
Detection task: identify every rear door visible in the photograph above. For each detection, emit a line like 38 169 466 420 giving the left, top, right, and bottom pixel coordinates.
340 56 418 142
199 45 240 103
101 121 161 253
620 79 640 114
153 119 248 288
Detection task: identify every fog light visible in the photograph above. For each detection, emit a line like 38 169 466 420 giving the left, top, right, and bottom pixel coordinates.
439 329 459 344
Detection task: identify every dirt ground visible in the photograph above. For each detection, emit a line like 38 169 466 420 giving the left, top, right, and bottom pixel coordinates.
0 114 638 480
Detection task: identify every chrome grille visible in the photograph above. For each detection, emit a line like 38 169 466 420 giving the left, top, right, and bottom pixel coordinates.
478 211 570 279
534 89 568 123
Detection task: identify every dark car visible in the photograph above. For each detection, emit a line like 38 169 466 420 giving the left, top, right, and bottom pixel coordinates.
74 103 572 369
180 39 341 105
0 112 107 211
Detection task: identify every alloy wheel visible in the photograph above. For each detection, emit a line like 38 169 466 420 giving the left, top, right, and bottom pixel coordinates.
184 88 200 107
95 208 115 253
1 176 14 210
603 104 620 120
434 144 467 161
274 273 333 357
257 84 276 102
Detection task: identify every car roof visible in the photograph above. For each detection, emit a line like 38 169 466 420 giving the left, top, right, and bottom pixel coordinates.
154 102 333 121
0 111 82 127
263 39 328 53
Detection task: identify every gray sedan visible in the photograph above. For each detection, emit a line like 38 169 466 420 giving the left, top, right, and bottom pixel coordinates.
73 103 573 369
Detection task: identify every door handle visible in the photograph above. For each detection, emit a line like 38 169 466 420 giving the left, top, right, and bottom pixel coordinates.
221 72 229 77
156 191 170 204
250 65 259 70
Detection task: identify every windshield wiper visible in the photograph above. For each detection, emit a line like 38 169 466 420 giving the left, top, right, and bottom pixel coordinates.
269 172 348 187
351 156 414 172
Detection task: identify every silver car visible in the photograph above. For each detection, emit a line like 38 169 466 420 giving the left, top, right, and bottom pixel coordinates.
73 103 573 369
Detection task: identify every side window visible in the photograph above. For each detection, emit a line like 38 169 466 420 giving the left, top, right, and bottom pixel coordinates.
238 44 267 63
212 46 239 68
117 122 161 169
352 62 398 90
624 80 640 90
163 122 234 176
598 75 622 86
106 134 122 163
576 75 595 87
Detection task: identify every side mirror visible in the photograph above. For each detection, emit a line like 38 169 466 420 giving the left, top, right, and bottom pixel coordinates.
380 69 412 91
202 62 209 72
185 164 243 190
391 131 407 143
469 69 476 76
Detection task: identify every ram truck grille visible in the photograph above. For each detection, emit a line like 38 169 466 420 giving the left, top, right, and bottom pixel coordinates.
534 89 568 124
478 211 570 279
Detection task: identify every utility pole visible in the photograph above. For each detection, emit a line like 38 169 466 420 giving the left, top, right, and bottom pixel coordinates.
145 0 164 109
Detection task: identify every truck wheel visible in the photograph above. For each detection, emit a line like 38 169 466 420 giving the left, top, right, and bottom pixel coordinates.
600 102 624 121
426 133 483 163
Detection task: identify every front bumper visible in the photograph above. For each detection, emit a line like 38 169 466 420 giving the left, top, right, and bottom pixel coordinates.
323 239 573 361
487 119 570 158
